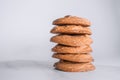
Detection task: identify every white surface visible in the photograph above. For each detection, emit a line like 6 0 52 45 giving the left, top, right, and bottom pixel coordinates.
0 0 120 67
0 60 120 80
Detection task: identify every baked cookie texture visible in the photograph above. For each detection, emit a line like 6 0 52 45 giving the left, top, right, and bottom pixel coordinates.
52 53 93 62
53 15 91 26
51 25 92 35
54 60 95 72
50 35 93 47
52 44 92 53
50 15 95 72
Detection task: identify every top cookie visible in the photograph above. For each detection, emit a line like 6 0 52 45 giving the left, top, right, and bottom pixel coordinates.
53 15 91 26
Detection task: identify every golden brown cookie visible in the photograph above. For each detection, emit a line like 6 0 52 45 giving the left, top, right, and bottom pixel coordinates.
53 15 91 27
54 60 95 72
50 25 92 35
52 44 92 53
50 35 93 46
52 53 93 62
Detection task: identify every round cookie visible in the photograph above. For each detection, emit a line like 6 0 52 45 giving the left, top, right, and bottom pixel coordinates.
53 15 91 27
50 35 93 47
52 44 92 53
54 60 95 72
50 25 92 35
52 53 93 62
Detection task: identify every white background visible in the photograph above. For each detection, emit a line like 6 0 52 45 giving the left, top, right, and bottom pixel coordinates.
0 0 120 67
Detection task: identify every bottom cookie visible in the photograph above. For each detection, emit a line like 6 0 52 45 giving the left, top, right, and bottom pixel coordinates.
54 60 95 72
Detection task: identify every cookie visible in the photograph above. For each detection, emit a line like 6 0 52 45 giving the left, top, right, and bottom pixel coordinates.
52 53 93 62
53 15 91 26
52 44 92 53
50 35 93 46
50 25 92 35
54 60 95 72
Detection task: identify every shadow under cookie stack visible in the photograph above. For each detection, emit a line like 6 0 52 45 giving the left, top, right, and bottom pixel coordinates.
50 15 95 72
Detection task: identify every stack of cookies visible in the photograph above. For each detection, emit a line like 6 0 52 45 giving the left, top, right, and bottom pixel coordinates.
50 15 95 72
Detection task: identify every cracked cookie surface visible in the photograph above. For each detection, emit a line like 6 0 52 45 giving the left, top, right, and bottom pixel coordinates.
52 44 92 53
53 15 91 26
52 53 93 62
54 60 95 72
50 35 93 46
51 25 92 35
